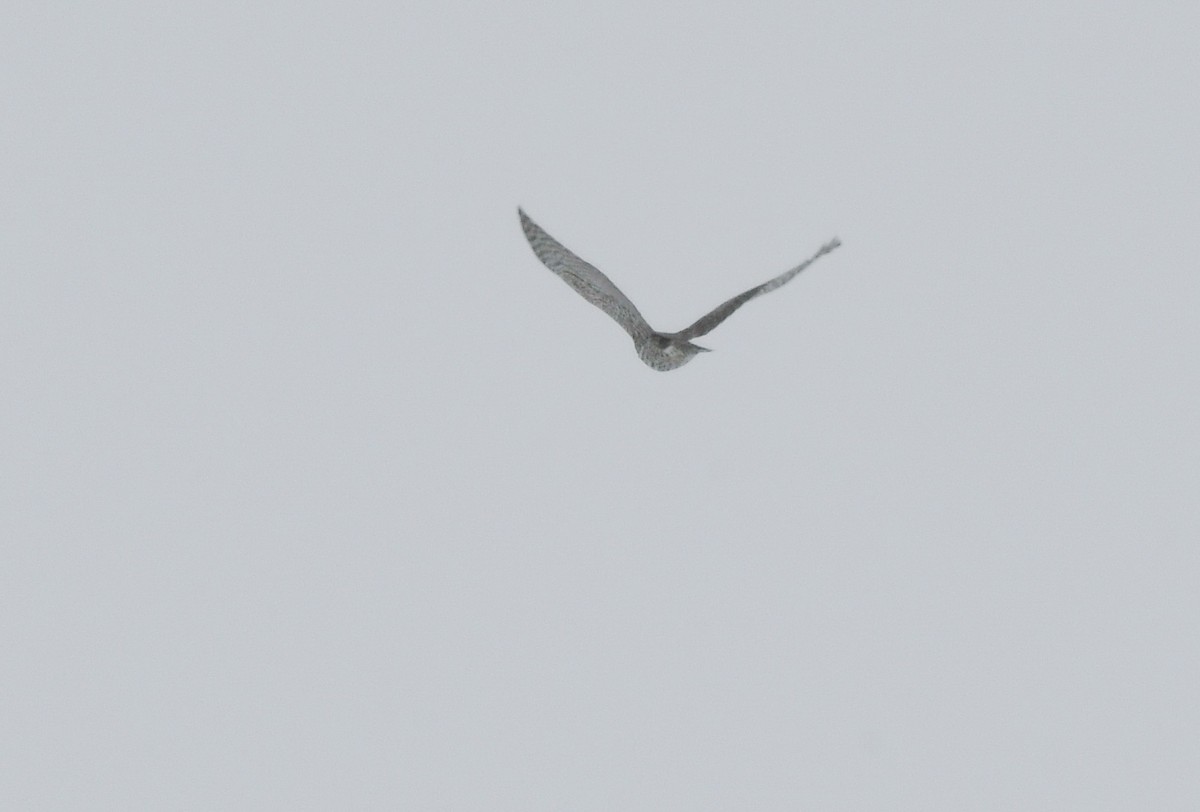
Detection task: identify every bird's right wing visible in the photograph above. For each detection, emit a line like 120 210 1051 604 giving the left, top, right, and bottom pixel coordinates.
519 209 654 343
675 237 841 340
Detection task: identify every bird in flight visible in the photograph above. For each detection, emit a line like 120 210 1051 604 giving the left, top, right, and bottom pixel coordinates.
518 208 841 371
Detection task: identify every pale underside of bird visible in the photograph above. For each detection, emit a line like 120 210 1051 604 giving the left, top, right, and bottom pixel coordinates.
518 208 841 371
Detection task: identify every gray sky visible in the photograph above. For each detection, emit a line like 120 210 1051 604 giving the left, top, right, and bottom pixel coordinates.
3 3 1198 809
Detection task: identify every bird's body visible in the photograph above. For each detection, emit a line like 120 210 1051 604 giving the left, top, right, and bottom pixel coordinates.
518 208 840 371
636 331 711 371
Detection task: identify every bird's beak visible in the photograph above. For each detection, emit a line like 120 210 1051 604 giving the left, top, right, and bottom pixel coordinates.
695 344 711 352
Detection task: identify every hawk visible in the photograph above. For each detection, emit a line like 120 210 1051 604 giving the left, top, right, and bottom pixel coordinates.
518 208 841 371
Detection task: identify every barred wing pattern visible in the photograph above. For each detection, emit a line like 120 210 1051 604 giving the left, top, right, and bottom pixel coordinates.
519 209 654 344
675 237 843 341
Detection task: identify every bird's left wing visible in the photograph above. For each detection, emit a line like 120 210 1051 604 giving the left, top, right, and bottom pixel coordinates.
519 209 654 343
674 237 841 341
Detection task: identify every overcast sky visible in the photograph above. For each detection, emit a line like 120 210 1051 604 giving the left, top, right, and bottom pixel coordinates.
3 3 1198 809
